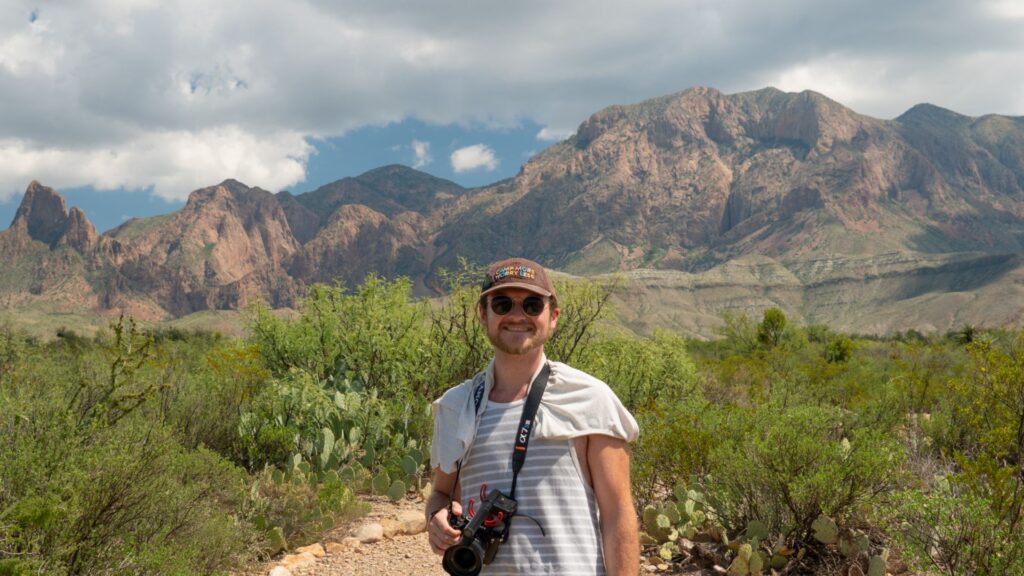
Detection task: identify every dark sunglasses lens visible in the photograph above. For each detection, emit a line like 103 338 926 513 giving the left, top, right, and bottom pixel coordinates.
490 296 513 315
522 297 545 316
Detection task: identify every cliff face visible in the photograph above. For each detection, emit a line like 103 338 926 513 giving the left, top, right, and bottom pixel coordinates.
8 181 99 251
435 87 1024 273
3 88 1023 334
105 180 302 315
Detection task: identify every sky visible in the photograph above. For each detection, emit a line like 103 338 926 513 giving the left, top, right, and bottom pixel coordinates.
2 0 1023 232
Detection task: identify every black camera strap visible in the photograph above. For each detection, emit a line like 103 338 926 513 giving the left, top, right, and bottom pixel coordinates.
451 362 551 505
509 362 549 499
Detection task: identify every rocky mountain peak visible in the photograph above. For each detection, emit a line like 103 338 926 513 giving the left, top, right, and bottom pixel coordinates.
12 181 70 245
57 206 98 252
896 103 969 127
10 181 99 251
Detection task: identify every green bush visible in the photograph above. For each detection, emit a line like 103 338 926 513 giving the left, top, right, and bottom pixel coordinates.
630 394 721 509
246 468 367 552
0 405 253 575
891 330 1024 575
890 481 1024 576
704 404 904 543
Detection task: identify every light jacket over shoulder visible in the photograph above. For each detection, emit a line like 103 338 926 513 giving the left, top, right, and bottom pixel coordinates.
430 358 639 474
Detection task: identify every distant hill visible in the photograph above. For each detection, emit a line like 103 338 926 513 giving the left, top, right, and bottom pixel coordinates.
2 87 1023 337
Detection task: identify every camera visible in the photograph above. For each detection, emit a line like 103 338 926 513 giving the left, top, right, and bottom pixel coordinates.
442 489 518 576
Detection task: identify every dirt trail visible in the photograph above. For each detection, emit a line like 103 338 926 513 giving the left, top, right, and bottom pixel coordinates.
244 496 446 576
243 496 689 576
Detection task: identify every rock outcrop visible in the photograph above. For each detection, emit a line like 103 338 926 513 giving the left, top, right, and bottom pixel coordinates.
9 181 99 251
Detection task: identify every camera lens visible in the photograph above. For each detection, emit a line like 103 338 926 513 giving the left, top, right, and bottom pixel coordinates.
452 547 479 570
442 539 485 576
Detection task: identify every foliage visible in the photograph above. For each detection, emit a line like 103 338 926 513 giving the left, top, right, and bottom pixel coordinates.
757 307 787 349
704 404 904 544
4 275 1023 575
0 339 254 575
545 276 618 365
889 330 1024 575
578 329 697 411
889 482 1024 576
245 467 367 553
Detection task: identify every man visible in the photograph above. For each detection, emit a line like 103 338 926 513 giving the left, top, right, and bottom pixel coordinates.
425 257 640 575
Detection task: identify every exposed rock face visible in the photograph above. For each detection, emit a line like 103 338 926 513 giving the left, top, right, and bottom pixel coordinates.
9 181 99 251
3 88 1023 334
286 204 430 288
436 87 1024 273
105 179 302 315
11 181 70 245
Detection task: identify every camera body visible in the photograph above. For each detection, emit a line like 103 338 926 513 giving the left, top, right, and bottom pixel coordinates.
442 489 518 576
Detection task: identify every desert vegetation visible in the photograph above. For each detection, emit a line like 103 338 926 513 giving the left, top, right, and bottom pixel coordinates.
0 267 1021 575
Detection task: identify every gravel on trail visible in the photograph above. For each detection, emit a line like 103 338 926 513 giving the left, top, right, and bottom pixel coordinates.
240 495 696 576
242 496 446 576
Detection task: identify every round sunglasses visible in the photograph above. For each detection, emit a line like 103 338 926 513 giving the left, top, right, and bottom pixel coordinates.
488 295 547 316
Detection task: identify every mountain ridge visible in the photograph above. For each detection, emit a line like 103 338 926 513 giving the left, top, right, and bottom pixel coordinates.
3 87 1023 336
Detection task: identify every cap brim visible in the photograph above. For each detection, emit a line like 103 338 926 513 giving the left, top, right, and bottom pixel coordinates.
480 282 553 298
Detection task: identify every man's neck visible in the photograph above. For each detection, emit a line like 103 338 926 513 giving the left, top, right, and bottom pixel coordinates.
490 349 546 403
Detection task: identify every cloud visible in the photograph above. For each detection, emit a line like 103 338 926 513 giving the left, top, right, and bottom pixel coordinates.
451 144 498 173
536 127 575 142
2 0 1024 199
0 14 64 76
411 139 431 168
0 127 311 202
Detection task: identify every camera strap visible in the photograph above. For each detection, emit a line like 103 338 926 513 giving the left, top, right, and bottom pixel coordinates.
451 362 551 504
509 362 549 499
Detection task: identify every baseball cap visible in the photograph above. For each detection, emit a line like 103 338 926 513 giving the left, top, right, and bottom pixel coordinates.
480 258 555 298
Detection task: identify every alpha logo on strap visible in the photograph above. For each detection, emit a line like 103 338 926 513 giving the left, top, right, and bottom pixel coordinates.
517 419 532 448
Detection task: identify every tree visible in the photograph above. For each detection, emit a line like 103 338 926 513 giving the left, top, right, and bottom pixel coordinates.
757 307 787 349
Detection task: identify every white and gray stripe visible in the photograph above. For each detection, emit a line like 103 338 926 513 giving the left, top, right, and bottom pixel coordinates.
459 399 605 576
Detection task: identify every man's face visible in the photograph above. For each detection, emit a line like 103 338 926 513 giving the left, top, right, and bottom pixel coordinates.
479 288 559 356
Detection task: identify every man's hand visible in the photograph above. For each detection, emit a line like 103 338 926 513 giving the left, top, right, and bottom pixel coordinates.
428 500 464 555
589 434 640 576
426 466 463 556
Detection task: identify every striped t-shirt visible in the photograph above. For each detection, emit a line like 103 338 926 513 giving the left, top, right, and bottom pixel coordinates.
458 398 606 576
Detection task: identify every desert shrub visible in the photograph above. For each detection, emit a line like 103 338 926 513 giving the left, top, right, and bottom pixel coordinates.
891 330 1024 575
157 340 268 458
757 307 787 349
703 404 904 543
823 333 854 363
715 310 760 355
889 481 1024 576
423 262 492 399
245 468 366 552
0 321 29 384
578 330 698 412
250 277 430 393
630 393 722 509
545 276 617 365
0 397 253 575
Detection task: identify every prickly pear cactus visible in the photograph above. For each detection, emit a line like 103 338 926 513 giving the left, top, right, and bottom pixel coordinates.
811 515 839 544
387 479 406 502
371 471 391 495
867 554 886 576
267 526 287 554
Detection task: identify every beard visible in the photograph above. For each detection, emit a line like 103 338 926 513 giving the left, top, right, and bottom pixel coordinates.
486 320 550 355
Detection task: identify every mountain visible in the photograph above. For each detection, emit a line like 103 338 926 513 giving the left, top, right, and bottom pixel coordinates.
2 88 1023 336
280 165 470 289
105 179 301 315
434 87 1023 273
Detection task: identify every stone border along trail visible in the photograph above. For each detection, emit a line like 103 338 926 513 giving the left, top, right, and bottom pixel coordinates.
242 495 705 576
